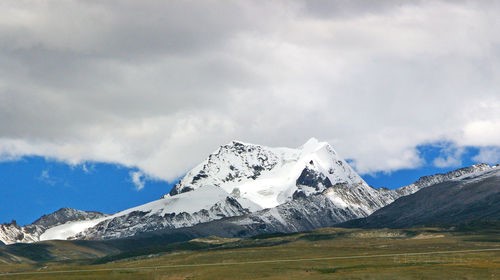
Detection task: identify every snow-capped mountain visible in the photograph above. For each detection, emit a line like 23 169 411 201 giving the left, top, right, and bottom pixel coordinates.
169 138 376 208
0 208 106 245
1 138 496 244
77 138 400 240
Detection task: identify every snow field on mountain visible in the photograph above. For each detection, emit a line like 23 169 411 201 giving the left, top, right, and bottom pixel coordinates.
40 218 107 241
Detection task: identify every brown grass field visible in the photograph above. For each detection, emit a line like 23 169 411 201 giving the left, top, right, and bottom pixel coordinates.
0 227 498 279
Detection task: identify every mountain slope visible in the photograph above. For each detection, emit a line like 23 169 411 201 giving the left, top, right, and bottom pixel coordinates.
341 167 500 228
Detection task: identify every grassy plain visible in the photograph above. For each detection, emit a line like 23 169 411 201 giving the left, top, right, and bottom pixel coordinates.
0 227 498 279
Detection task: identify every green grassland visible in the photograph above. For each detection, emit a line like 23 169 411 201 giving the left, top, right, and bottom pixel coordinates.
0 227 498 279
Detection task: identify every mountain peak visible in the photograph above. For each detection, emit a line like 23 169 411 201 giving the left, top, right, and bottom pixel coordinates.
228 140 253 146
301 138 337 156
168 138 367 207
301 137 321 148
222 138 331 154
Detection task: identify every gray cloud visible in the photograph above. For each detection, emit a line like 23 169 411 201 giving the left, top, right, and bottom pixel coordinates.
0 0 499 181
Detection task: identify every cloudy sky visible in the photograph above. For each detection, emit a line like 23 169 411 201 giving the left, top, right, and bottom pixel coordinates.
1 0 499 185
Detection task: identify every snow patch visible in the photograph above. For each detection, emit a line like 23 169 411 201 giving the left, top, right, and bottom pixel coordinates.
40 218 106 241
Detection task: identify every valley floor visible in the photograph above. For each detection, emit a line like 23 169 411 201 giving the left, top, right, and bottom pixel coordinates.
0 227 498 279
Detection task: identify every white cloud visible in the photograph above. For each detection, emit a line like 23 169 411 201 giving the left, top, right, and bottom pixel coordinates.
130 171 146 191
0 0 499 181
473 147 500 165
462 120 500 147
432 143 465 168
